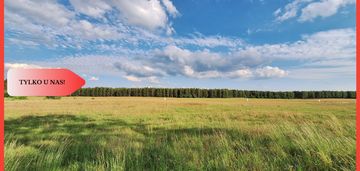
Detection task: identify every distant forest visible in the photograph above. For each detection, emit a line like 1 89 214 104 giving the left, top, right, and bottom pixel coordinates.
3 80 355 99
70 87 356 99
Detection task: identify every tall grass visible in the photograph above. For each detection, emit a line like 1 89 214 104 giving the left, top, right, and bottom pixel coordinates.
5 97 355 170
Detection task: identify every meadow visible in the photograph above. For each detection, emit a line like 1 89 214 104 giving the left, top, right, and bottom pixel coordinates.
4 97 356 170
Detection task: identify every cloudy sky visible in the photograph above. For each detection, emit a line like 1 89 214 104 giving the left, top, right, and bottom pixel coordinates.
4 0 356 90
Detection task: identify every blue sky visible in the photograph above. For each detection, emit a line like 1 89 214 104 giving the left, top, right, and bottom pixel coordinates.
4 0 356 90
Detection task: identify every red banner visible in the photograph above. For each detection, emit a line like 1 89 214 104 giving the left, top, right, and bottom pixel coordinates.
7 69 85 96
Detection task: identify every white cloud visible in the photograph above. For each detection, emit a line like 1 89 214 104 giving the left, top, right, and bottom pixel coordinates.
274 0 354 22
69 0 111 18
5 8 66 47
111 0 175 32
237 28 355 60
94 29 355 80
226 69 253 78
273 8 281 16
114 60 166 78
148 76 160 84
114 44 289 79
289 65 354 79
182 65 253 79
70 20 122 40
182 65 222 79
159 28 354 79
255 66 288 78
5 0 74 27
5 63 42 70
173 34 244 48
161 0 180 17
274 0 309 22
89 76 99 81
4 26 355 82
5 0 250 50
5 0 180 47
182 65 285 79
33 55 121 77
4 63 42 77
124 75 141 82
7 38 39 46
299 0 355 22
4 0 355 88
123 75 160 83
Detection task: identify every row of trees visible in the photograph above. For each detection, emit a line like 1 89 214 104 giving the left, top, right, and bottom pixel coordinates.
71 87 356 99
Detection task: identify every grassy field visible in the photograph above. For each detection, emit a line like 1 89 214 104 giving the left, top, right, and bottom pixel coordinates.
5 97 355 170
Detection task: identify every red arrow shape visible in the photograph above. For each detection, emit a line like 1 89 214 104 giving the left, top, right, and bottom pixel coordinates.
7 69 85 96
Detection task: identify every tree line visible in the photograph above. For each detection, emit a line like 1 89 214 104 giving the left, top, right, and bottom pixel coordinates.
71 87 356 99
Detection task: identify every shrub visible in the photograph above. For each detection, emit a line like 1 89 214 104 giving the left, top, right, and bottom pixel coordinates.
7 96 27 100
45 96 61 100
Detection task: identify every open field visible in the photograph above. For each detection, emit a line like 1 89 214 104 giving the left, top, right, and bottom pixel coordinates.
5 97 355 170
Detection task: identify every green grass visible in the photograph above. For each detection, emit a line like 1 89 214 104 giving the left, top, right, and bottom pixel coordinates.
5 97 355 170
